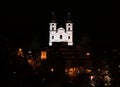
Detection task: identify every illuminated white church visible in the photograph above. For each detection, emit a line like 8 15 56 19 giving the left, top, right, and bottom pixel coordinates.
49 12 73 46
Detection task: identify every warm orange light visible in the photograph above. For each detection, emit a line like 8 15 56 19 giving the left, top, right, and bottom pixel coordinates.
68 68 74 76
41 51 47 60
86 69 92 73
28 59 33 64
17 48 24 57
19 48 22 51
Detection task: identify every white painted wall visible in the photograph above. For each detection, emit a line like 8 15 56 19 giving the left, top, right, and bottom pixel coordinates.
49 22 73 46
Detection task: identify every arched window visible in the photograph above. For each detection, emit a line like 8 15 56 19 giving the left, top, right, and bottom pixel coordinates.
60 35 62 39
68 36 70 39
52 36 54 39
52 27 54 30
68 24 71 26
68 27 70 31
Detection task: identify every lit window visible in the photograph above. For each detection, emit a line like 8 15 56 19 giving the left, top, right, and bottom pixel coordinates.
41 51 47 60
60 35 62 39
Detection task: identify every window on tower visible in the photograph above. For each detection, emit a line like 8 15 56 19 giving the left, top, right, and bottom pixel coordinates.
60 35 62 39
68 36 70 39
52 36 54 39
52 27 54 30
68 24 71 26
68 27 70 31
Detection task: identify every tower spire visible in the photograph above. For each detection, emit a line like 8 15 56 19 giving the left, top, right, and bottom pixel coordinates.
51 10 56 22
67 12 71 22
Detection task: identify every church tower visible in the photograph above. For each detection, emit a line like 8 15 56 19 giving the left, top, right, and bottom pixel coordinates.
49 12 73 46
49 11 57 46
66 12 73 45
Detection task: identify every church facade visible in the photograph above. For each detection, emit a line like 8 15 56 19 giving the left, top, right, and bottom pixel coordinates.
49 12 73 46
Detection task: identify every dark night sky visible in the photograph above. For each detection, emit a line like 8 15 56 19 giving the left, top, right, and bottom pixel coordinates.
6 1 119 50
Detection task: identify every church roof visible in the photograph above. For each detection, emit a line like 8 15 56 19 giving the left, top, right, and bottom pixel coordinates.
57 27 65 32
58 27 64 30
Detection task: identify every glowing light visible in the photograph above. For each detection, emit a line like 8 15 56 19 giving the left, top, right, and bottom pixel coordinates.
86 69 92 73
104 75 111 86
90 76 94 80
13 72 16 74
105 70 109 74
28 59 34 66
98 68 100 71
86 52 90 56
27 58 41 69
118 65 120 68
41 51 47 60
17 48 24 57
65 66 87 77
90 83 95 87
28 51 32 54
19 48 22 51
51 68 54 72
68 68 74 76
